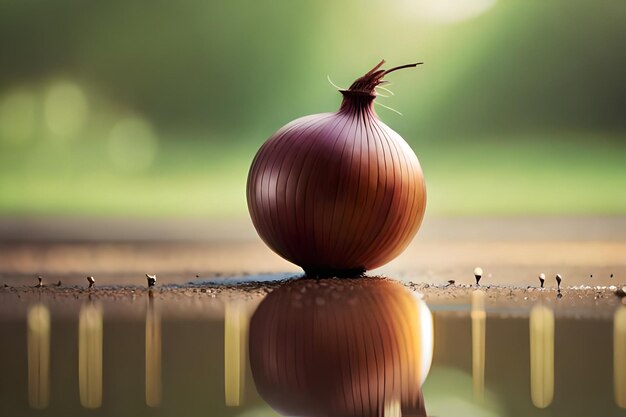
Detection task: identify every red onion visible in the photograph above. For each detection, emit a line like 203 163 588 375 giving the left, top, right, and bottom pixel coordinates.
249 278 432 417
247 60 426 276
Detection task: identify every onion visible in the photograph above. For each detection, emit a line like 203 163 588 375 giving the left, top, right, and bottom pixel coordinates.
249 278 433 417
247 60 426 276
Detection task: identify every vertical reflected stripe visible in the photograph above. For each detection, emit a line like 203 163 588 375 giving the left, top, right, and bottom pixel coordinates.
79 303 103 409
225 301 249 407
615 306 626 408
529 304 554 409
146 296 162 407
383 397 402 417
27 304 50 409
471 290 486 401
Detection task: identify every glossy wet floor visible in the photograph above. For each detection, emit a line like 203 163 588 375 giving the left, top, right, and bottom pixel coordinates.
1 216 625 416
1 277 625 417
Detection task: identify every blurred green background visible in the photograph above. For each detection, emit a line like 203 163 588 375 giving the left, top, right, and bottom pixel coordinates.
0 0 624 219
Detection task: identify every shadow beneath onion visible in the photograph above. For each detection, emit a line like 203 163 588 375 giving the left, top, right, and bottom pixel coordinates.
249 277 433 417
303 267 366 279
188 272 302 287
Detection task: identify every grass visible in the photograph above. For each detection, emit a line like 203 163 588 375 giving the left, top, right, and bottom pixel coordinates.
0 133 624 218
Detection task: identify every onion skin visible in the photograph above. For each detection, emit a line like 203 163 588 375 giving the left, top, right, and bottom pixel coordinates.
249 278 432 417
247 61 426 276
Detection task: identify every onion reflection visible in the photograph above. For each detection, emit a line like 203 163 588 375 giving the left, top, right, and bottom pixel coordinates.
249 278 433 417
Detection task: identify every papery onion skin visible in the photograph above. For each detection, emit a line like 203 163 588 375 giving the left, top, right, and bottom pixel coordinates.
247 61 426 276
249 278 432 417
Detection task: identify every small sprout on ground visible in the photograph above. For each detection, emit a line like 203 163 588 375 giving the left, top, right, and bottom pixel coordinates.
87 276 95 288
447 279 455 286
56 280 62 287
146 274 157 288
36 276 44 288
539 273 545 288
473 267 483 286
556 274 562 291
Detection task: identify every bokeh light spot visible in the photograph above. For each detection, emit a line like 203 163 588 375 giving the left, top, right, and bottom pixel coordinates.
0 89 36 147
43 81 88 137
107 117 159 173
408 0 497 23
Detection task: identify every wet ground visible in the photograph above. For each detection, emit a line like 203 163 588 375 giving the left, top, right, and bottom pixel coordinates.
1 216 626 416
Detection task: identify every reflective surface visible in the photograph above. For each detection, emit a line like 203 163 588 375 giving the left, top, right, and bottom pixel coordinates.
1 278 625 416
